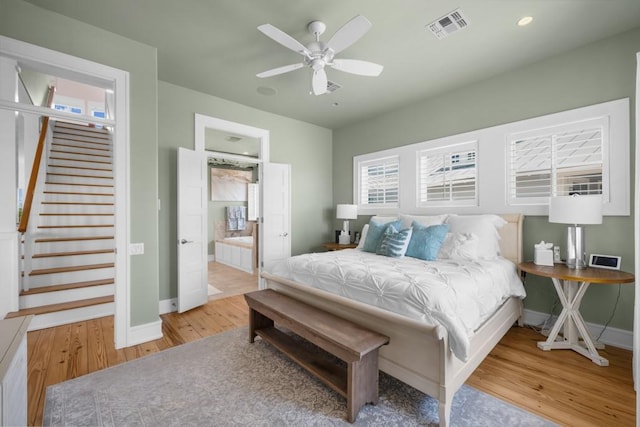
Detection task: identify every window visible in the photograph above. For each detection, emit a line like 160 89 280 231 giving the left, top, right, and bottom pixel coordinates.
350 99 627 216
508 118 606 205
52 103 83 115
418 141 477 207
356 156 399 208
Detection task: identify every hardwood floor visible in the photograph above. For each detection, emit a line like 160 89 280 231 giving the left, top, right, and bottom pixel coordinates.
26 291 634 426
207 261 258 300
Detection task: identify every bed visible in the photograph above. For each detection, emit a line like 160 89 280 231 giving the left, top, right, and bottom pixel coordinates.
261 213 524 426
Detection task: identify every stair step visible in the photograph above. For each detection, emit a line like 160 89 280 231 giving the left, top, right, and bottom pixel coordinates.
5 295 114 318
48 172 113 180
44 190 114 196
40 213 113 216
49 164 112 172
20 279 114 295
29 262 114 276
53 131 111 143
52 141 111 153
34 236 114 243
38 225 114 229
54 129 111 141
51 148 111 159
53 136 111 148
50 156 111 165
55 121 111 135
32 248 115 259
45 181 114 188
42 202 114 206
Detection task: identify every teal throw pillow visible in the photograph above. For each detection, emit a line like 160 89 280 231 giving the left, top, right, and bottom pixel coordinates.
376 224 413 258
362 219 402 253
406 222 449 261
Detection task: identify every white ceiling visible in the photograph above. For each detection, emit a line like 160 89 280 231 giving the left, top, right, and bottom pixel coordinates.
24 0 640 129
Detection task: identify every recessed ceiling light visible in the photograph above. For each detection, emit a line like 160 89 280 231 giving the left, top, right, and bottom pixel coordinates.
517 16 533 27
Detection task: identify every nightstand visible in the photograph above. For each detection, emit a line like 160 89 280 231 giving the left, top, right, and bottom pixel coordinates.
322 242 358 251
518 261 634 366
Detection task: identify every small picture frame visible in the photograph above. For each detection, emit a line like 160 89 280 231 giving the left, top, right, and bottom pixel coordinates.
588 254 621 270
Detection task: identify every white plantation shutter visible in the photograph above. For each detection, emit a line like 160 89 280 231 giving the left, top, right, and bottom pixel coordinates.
508 118 606 205
358 156 399 208
418 141 477 207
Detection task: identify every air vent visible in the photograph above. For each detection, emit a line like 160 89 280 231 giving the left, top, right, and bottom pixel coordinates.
426 8 469 40
326 80 342 93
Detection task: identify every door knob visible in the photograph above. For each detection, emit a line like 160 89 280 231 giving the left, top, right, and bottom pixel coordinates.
180 239 193 244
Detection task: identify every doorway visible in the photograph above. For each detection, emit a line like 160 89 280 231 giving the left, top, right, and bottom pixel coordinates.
207 154 260 299
181 114 291 312
0 35 130 348
193 114 268 299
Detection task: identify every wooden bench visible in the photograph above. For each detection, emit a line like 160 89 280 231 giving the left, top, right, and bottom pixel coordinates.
244 289 390 423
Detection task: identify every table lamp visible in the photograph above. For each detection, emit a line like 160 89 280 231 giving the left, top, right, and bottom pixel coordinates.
548 194 602 269
336 204 358 244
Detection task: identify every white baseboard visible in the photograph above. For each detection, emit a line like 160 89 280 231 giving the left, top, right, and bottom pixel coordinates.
523 308 632 351
208 254 215 262
159 298 177 315
127 318 163 346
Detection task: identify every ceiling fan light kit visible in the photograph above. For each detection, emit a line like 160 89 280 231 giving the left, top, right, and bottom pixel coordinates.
256 15 384 96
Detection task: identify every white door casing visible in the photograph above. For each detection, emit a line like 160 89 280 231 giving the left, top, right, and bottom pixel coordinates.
177 147 208 312
261 162 291 277
0 35 130 348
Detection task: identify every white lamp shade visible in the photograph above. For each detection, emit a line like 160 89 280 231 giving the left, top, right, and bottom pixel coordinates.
549 195 603 225
336 204 358 220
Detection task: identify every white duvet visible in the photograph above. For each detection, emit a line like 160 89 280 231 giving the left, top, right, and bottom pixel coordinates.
266 249 526 361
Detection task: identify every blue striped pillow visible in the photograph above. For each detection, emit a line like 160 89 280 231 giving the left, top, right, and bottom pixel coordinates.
376 224 413 258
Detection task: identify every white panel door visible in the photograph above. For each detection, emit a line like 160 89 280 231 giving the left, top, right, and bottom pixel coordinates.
177 147 208 313
261 163 291 276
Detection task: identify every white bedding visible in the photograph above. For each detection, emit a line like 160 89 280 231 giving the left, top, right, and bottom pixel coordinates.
266 249 526 361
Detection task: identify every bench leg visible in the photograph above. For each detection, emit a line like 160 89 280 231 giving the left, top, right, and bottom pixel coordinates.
346 350 379 423
248 308 274 343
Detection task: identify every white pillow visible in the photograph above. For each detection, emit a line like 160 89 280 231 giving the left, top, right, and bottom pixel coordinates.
438 233 480 260
371 216 398 223
444 215 506 259
398 213 447 229
356 224 369 249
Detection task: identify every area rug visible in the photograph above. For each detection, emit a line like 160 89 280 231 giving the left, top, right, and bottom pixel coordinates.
44 327 556 426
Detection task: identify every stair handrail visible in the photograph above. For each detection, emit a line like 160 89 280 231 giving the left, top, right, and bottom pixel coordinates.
18 85 55 233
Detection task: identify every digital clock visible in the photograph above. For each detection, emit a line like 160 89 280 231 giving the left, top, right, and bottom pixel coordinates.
588 254 621 270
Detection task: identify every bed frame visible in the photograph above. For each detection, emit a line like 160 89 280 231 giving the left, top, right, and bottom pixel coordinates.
261 214 524 426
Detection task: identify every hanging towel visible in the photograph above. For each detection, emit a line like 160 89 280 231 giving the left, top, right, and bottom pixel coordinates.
227 206 247 231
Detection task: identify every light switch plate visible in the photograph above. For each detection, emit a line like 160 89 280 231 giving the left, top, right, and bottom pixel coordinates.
129 243 144 255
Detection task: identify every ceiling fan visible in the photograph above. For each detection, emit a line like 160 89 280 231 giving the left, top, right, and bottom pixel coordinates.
256 15 384 95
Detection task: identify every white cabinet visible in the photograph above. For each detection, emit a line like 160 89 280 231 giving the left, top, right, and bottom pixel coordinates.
215 242 253 274
0 315 32 427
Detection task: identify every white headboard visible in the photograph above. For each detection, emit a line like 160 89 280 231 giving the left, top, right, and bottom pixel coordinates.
498 214 524 264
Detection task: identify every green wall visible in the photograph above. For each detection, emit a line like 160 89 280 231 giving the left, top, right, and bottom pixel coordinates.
333 27 640 331
158 81 332 301
1 0 160 326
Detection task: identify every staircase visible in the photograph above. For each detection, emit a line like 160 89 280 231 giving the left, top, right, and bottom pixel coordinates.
7 121 116 330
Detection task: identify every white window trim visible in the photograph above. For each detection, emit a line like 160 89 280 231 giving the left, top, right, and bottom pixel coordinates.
417 140 478 208
353 154 400 215
351 98 629 217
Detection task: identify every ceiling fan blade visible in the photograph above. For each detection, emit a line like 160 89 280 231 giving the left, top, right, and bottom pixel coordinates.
256 63 305 78
258 24 311 57
312 68 328 95
326 15 372 54
330 59 383 77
